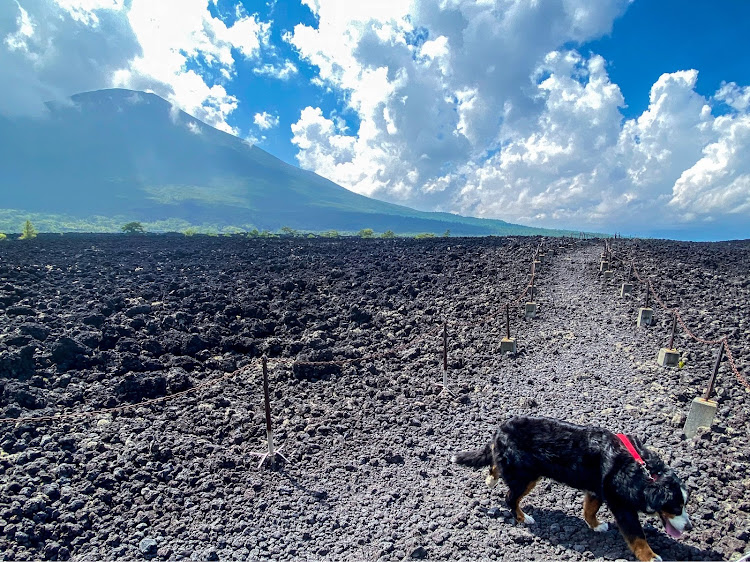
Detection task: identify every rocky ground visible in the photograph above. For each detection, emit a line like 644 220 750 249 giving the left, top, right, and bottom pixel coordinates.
0 234 748 561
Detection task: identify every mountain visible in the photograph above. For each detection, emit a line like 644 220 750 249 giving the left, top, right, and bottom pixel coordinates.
0 88 575 236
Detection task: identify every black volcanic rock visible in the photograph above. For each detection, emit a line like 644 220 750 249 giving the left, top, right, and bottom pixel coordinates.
0 234 746 561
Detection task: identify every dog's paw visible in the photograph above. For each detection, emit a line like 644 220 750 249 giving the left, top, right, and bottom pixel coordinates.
522 514 535 525
649 556 663 562
593 522 609 532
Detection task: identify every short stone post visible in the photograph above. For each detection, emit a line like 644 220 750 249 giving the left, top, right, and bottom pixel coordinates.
500 303 516 354
657 312 680 367
525 266 538 319
637 281 653 327
684 342 723 438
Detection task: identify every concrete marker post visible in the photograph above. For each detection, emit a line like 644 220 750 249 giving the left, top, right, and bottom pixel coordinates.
525 263 538 319
500 303 517 354
657 312 680 367
621 264 633 297
637 281 653 327
684 342 722 438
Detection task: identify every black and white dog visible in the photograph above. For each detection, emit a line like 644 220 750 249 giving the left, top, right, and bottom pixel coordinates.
452 416 692 562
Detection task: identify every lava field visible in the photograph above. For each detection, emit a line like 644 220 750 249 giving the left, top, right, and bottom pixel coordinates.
0 234 748 561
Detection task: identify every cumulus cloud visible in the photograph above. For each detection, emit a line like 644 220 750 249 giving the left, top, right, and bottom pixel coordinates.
1 0 270 133
253 60 299 80
288 0 750 233
112 0 270 134
0 0 140 117
287 0 630 204
253 111 280 130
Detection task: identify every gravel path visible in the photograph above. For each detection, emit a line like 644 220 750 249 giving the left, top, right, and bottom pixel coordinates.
0 236 747 561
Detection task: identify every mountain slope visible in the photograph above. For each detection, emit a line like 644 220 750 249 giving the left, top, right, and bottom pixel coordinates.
0 89 573 236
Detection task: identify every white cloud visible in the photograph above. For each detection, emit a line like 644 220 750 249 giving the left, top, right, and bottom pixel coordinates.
1 0 271 133
112 0 270 134
669 110 750 218
288 0 750 234
253 60 299 80
254 111 279 130
286 0 630 205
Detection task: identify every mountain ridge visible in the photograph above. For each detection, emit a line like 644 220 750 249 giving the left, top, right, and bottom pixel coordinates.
0 88 582 236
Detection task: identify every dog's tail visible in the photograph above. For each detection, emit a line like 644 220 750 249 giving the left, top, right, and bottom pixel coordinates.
451 444 491 468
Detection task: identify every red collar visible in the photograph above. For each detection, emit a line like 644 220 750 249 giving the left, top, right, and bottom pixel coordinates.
616 433 656 481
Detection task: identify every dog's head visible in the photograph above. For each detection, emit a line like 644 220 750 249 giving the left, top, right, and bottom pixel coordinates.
644 470 692 539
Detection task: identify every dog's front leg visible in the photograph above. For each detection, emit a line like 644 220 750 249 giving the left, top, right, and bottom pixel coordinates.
610 506 661 562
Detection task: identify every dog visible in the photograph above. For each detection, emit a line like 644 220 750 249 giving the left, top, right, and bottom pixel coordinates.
452 416 691 562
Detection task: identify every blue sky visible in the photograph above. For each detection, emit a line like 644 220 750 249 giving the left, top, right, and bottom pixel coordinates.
2 0 749 240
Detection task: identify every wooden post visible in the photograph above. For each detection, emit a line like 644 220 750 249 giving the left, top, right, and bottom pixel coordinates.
668 312 677 350
442 321 448 388
250 356 288 468
704 342 724 401
262 356 275 464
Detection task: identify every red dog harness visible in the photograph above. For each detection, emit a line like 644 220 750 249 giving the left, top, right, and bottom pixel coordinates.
616 433 657 481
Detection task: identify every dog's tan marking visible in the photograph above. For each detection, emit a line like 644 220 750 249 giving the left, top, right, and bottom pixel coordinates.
583 493 605 530
486 442 501 487
626 537 659 562
512 479 539 524
485 463 501 487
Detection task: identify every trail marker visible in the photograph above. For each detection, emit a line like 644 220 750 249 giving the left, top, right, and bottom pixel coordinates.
684 343 723 438
250 356 288 469
657 312 680 367
500 303 517 354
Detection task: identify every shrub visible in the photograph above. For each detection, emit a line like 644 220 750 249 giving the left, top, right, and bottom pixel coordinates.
19 220 37 240
381 230 396 239
280 226 298 237
121 221 145 234
358 228 375 239
415 232 435 239
443 229 451 237
321 230 340 238
183 228 198 237
0 233 6 241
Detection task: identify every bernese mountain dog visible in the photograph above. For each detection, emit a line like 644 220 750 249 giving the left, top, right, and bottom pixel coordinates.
452 416 691 562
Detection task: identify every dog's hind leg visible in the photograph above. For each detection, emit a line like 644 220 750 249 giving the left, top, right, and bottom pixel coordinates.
583 492 609 532
506 477 539 525
610 506 661 561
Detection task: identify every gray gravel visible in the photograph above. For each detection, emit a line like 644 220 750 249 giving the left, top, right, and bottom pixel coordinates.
0 234 748 561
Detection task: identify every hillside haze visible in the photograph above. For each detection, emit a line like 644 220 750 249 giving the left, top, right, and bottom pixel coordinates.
0 89 569 236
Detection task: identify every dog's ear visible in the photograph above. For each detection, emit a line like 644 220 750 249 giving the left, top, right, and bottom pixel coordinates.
644 481 670 513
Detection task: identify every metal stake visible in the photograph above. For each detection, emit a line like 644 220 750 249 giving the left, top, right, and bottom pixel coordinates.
505 303 511 340
644 281 650 308
442 321 448 376
668 311 677 350
437 321 454 397
249 356 288 468
703 342 724 401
